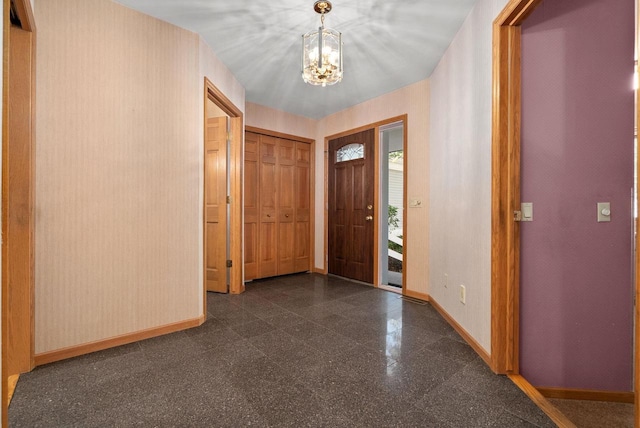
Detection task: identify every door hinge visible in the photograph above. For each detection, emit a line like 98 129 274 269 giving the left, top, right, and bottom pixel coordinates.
226 196 232 204
226 260 233 268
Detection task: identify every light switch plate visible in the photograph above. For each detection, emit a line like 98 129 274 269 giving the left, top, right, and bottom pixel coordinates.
409 198 422 208
597 202 611 223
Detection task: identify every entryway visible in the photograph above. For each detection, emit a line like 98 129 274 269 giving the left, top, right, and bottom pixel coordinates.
326 116 407 292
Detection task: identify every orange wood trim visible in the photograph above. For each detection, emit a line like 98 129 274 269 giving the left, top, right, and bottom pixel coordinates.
373 124 380 287
324 115 407 142
12 0 35 33
509 374 577 428
323 136 328 274
229 116 244 294
1 1 9 424
205 79 241 118
636 2 640 424
5 17 36 379
203 78 244 296
537 387 635 404
491 0 542 376
312 267 325 274
34 316 205 366
7 374 17 405
322 115 408 282
403 289 429 302
494 0 543 26
429 296 492 368
245 126 314 145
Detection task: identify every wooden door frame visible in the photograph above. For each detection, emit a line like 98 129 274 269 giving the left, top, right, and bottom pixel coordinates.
2 0 36 424
203 78 243 313
245 125 316 277
491 5 639 418
490 0 543 376
323 114 408 290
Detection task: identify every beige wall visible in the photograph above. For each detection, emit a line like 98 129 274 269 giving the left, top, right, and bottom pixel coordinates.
245 102 317 140
34 0 244 354
245 82 429 295
318 80 430 295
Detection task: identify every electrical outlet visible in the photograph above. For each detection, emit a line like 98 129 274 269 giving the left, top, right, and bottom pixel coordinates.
444 273 448 288
459 285 466 304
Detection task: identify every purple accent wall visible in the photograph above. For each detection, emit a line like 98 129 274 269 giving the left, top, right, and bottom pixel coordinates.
520 0 634 391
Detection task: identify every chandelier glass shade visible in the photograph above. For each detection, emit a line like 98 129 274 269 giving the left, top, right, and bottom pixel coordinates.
302 1 343 86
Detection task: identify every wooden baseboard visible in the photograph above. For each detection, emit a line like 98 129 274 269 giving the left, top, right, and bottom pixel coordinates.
403 289 429 301
34 315 205 366
537 386 634 404
509 374 577 428
428 296 492 368
7 375 19 405
313 267 326 274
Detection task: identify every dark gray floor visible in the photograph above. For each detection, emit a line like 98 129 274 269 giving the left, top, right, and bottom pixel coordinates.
10 273 556 427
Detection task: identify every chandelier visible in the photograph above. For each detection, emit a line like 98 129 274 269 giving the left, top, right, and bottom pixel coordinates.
302 1 343 86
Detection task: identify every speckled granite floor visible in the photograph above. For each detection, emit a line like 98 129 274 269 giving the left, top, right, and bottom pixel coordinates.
10 273 556 427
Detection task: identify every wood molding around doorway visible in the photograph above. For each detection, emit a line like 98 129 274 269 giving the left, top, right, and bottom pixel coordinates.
203 78 244 308
322 114 408 289
2 0 37 425
490 0 543 376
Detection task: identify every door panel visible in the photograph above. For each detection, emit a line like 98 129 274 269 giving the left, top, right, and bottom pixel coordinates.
328 129 375 283
244 132 259 280
294 142 311 272
277 139 295 274
205 116 228 293
259 135 278 277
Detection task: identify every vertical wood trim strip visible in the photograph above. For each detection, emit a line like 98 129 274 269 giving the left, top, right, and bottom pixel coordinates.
636 3 640 425
1 0 8 423
230 116 244 294
203 78 244 295
373 126 380 286
491 0 542 375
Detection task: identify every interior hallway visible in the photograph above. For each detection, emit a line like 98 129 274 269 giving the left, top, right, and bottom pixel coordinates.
9 274 555 427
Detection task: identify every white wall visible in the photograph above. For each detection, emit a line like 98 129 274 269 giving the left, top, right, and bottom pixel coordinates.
428 0 509 353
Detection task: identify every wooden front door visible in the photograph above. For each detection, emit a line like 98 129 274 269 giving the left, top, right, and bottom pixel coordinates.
205 116 228 293
328 129 375 283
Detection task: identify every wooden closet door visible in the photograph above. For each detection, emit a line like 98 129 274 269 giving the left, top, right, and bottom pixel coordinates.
294 142 311 272
244 132 259 281
258 135 278 278
277 139 296 275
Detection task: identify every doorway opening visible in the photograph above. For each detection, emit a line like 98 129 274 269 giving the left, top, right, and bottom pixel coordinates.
203 78 244 315
324 115 407 292
379 122 404 289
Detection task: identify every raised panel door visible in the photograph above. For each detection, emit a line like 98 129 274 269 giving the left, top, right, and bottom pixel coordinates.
244 131 259 280
258 135 278 277
205 116 228 292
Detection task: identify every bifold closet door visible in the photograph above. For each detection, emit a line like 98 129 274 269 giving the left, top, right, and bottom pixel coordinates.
277 139 296 275
244 132 259 281
294 142 311 272
258 135 278 278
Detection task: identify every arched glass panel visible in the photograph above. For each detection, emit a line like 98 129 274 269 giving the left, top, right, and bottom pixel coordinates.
336 143 364 162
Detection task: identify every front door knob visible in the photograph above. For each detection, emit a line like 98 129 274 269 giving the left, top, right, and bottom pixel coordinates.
365 215 373 221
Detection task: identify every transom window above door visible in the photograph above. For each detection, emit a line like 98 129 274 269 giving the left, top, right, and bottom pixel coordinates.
336 143 365 162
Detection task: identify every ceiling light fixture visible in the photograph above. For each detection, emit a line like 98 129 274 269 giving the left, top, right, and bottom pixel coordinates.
302 1 343 86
